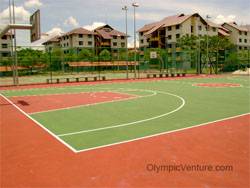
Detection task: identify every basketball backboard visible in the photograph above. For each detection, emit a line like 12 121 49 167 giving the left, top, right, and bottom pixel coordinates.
30 9 41 42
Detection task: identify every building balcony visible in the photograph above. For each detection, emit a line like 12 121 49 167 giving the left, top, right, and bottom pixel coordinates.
176 47 181 52
149 37 160 41
101 42 111 46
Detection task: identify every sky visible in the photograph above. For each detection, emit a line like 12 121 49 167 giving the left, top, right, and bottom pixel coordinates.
0 0 250 47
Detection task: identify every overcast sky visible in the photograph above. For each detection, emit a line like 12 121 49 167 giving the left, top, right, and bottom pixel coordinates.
0 0 249 46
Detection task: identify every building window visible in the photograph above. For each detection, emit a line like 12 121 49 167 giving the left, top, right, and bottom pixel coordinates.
245 32 247 36
191 26 194 33
176 34 180 39
176 25 180 29
140 32 143 36
168 26 172 31
79 34 83 38
121 36 125 39
1 35 7 40
2 52 9 57
167 43 172 48
113 42 117 46
2 44 8 48
121 42 125 47
140 39 143 44
147 38 150 42
239 46 242 50
239 38 242 43
167 35 172 40
113 36 117 39
88 34 92 38
212 27 216 32
245 46 248 50
239 31 242 35
244 39 247 43
79 41 83 46
198 25 202 31
67 42 69 46
88 41 92 46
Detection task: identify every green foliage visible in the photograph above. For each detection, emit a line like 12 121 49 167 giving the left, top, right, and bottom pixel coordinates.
99 49 111 61
17 48 46 67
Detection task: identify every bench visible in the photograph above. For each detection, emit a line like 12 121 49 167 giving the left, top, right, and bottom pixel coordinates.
147 73 186 79
46 76 106 84
147 73 169 78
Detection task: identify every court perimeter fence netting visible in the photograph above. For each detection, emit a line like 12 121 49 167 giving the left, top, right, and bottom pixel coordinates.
0 46 249 86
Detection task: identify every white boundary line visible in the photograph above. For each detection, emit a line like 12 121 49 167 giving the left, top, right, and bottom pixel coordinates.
227 76 250 82
74 112 250 153
0 93 78 153
192 83 243 88
2 87 249 154
29 89 156 115
57 90 185 137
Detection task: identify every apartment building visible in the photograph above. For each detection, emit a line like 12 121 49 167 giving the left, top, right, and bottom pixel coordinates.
222 22 250 50
42 35 61 52
138 13 219 49
0 31 14 58
94 24 127 50
59 27 95 54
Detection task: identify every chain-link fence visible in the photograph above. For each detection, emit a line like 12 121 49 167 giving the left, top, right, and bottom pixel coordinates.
0 46 249 86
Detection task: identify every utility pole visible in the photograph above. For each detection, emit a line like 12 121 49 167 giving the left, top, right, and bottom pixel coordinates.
122 5 129 79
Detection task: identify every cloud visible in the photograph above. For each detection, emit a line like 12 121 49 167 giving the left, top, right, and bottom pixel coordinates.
213 15 236 24
46 27 64 35
128 39 139 48
83 22 106 31
0 6 30 24
136 12 164 22
64 16 79 27
24 0 43 9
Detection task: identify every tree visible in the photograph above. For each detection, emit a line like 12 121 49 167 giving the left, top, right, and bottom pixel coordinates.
99 49 111 61
78 49 93 61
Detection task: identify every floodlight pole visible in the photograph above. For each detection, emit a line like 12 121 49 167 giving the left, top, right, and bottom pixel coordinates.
12 0 19 85
122 6 129 79
132 2 139 79
9 0 15 85
206 15 211 75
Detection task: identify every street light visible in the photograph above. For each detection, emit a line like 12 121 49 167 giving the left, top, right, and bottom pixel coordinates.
132 2 139 79
206 15 211 75
122 5 129 79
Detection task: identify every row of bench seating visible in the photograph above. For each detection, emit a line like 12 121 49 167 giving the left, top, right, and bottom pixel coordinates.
46 76 106 84
147 73 186 78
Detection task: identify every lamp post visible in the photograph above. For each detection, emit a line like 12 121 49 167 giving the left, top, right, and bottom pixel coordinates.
122 5 129 79
206 15 211 75
132 2 139 79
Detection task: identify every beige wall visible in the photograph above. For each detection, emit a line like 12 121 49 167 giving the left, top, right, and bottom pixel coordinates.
111 36 126 48
223 24 250 49
139 15 219 48
0 34 13 57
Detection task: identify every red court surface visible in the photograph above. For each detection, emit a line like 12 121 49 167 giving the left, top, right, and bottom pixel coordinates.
9 92 135 114
194 83 242 88
1 95 249 187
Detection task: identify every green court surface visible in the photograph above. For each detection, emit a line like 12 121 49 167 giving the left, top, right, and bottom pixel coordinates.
1 76 249 152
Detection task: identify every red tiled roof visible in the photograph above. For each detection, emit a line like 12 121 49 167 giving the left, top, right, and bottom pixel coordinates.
223 22 248 32
96 29 112 39
62 27 95 37
138 13 207 35
218 28 230 36
95 24 127 39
